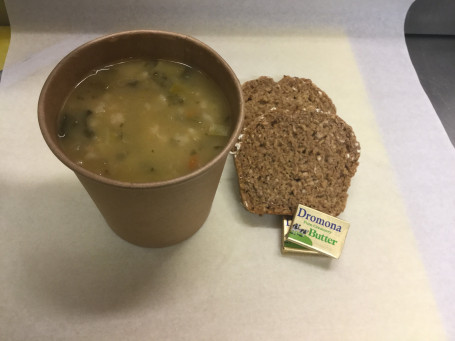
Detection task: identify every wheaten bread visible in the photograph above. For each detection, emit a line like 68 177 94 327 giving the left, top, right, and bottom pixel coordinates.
242 76 336 126
234 110 360 216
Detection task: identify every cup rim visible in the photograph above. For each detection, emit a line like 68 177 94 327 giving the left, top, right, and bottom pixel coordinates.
38 30 244 189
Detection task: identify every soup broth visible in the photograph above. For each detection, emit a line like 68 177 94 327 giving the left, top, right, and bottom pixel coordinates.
57 59 231 182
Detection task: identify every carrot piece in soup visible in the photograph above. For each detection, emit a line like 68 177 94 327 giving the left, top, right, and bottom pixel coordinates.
188 153 200 171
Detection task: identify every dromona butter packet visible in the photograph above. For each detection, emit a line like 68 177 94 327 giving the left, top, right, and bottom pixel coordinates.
285 204 350 259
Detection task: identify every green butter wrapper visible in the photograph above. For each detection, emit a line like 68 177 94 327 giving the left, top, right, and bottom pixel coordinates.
281 216 320 255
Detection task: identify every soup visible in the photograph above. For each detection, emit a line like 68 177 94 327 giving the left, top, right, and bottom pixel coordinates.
57 59 231 183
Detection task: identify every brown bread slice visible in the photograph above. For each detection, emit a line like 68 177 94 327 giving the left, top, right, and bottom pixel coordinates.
242 76 337 126
233 110 360 216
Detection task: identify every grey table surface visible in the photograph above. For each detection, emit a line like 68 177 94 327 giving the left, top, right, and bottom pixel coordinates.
405 0 455 147
406 34 455 147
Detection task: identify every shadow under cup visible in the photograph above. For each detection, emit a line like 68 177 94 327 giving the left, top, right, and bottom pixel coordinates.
38 30 244 247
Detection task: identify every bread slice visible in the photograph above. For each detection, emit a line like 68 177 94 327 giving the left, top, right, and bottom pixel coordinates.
242 76 336 126
233 110 360 216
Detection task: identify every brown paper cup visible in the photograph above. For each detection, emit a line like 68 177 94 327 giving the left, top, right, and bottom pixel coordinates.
38 30 244 247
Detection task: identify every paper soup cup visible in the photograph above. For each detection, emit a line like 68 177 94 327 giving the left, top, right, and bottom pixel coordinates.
38 30 243 247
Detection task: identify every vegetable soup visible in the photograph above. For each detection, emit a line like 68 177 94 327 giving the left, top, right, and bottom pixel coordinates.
57 59 232 182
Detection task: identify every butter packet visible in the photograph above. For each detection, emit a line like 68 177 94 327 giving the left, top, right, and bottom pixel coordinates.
285 204 350 259
281 217 321 255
